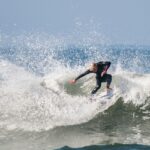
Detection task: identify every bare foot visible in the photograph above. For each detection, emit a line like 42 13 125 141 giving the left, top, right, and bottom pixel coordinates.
106 87 112 94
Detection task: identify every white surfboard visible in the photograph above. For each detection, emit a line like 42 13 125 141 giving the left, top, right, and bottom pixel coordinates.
89 89 120 114
90 90 113 100
89 89 120 107
99 90 114 99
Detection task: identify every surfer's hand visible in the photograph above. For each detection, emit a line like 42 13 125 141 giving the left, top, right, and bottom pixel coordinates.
101 72 105 77
69 79 76 84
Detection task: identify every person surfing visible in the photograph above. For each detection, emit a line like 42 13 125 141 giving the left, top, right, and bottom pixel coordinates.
69 61 112 96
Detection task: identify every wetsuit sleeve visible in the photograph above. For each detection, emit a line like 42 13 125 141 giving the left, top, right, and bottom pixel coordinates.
101 61 111 76
104 61 111 68
75 70 92 81
96 61 103 65
104 62 111 70
97 61 111 67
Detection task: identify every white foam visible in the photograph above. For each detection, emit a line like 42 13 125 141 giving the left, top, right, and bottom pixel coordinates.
0 59 149 131
0 60 100 131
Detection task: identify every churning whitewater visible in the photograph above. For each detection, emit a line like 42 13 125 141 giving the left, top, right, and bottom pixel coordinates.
0 33 150 149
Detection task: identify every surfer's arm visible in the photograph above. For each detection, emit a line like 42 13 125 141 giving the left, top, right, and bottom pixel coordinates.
100 61 111 77
75 70 92 81
104 61 111 70
101 61 111 77
105 61 111 67
97 61 111 66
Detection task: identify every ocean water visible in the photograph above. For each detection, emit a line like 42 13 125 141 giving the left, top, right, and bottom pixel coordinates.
0 33 150 150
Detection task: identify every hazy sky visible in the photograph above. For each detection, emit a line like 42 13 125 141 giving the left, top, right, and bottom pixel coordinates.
0 0 150 44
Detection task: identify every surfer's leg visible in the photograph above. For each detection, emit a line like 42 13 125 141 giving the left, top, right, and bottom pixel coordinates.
91 77 101 95
101 74 112 88
106 74 112 88
101 74 112 89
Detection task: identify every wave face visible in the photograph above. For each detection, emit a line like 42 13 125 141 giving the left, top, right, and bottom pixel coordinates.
57 144 150 150
0 33 150 149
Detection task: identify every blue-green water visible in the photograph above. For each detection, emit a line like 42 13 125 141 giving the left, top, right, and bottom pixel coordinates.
57 144 150 150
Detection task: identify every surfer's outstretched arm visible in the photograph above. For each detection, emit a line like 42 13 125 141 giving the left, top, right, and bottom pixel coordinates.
69 70 92 84
75 70 92 81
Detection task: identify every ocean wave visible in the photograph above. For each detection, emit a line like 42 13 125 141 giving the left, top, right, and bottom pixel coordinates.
0 33 149 132
56 144 150 150
0 58 149 131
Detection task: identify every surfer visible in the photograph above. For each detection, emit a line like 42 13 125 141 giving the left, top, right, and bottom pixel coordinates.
69 61 112 95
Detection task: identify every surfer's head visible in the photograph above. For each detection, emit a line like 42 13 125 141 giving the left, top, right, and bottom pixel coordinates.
89 63 97 72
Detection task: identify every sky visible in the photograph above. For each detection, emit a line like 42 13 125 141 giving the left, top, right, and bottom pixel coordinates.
0 0 150 45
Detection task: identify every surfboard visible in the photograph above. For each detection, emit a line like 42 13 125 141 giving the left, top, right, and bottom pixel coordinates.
87 88 120 115
89 89 117 104
99 90 113 98
89 89 121 113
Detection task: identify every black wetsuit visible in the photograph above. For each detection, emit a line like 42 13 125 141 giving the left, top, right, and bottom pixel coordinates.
75 61 112 95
